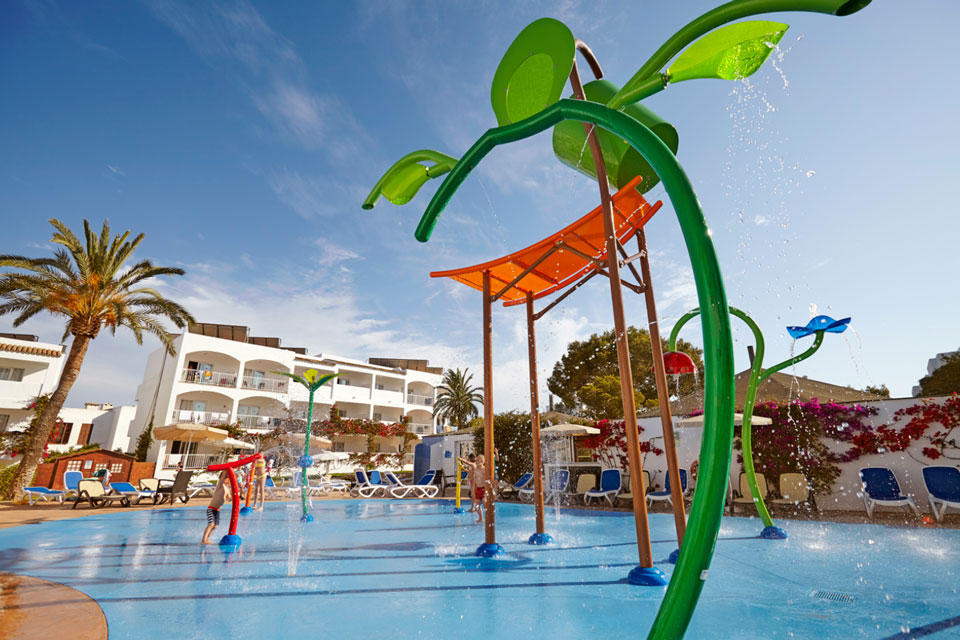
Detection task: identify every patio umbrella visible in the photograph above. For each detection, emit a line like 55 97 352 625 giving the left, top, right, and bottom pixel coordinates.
676 414 772 427
280 432 333 452
540 423 601 436
153 423 230 442
212 437 256 450
153 424 231 471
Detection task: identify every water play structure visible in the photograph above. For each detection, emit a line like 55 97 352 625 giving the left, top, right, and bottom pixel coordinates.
669 309 850 538
362 2 872 637
273 369 340 522
207 452 263 550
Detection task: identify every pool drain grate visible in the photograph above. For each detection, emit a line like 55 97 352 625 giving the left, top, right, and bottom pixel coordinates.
810 589 855 603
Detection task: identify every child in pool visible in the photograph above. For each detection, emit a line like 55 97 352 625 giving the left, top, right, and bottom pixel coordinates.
201 471 232 544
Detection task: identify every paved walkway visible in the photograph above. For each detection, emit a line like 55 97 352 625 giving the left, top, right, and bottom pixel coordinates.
0 573 107 640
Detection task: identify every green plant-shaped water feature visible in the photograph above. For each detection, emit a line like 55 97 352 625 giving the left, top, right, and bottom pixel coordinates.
361 2 871 637
274 369 339 522
669 309 851 538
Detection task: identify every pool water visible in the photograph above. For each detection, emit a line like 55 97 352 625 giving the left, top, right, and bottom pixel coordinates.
0 500 956 639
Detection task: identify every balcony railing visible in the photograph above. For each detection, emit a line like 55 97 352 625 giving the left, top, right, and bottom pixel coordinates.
409 423 433 434
163 452 225 470
180 368 237 388
407 393 434 406
236 414 284 429
241 376 288 394
170 409 232 425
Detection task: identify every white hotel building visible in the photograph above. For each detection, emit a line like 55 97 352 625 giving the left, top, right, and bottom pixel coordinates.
0 333 66 436
129 323 445 473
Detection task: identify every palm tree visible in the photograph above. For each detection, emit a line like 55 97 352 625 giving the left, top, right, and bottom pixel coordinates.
1 219 194 499
433 368 483 430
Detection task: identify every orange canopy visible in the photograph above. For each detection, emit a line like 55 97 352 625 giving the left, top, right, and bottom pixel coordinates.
430 175 662 306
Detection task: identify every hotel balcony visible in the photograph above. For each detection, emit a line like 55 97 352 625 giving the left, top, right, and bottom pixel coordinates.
169 409 232 426
406 393 434 406
240 375 288 394
179 368 238 389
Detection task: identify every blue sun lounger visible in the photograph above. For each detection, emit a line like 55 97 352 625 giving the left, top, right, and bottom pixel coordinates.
521 469 570 503
502 472 532 500
22 486 64 505
584 469 622 506
110 482 155 505
922 466 960 522
647 469 687 508
859 467 919 518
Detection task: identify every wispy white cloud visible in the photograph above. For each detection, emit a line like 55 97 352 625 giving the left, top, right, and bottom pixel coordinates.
106 165 126 177
148 0 372 155
314 237 362 268
267 169 364 219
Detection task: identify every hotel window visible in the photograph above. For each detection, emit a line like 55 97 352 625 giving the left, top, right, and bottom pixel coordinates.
171 440 199 455
373 413 382 421
77 423 93 445
333 442 345 452
50 422 73 445
110 463 123 474
0 367 25 382
338 409 346 418
0 414 8 432
336 378 349 385
65 460 82 472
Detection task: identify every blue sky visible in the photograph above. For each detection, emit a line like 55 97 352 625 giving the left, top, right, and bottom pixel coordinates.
1 1 957 411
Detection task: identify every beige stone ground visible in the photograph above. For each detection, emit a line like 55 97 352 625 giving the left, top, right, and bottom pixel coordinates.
0 573 107 640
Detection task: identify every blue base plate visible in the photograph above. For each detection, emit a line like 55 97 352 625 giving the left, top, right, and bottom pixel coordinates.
668 548 680 564
218 534 242 551
239 506 252 516
453 507 466 514
528 532 554 545
475 542 505 558
300 513 315 523
627 566 668 586
760 525 788 540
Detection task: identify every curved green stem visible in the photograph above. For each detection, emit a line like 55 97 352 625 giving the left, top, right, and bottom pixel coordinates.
302 387 314 518
669 307 776 527
414 97 735 640
670 312 827 529
362 150 457 210
608 0 870 110
759 330 825 382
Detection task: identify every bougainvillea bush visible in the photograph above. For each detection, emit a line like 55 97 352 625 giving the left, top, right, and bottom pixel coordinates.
581 418 663 472
738 395 960 496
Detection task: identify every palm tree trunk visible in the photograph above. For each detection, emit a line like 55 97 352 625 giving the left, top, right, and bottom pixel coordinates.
4 334 92 499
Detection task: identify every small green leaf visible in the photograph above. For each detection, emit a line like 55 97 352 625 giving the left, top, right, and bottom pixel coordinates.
310 373 341 391
667 21 788 83
381 163 430 205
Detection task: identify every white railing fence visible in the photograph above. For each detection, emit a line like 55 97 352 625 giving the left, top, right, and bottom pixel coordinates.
241 376 288 394
180 368 238 388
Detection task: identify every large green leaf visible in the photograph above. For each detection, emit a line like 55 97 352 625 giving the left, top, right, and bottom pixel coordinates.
273 370 309 389
490 18 575 126
667 21 788 83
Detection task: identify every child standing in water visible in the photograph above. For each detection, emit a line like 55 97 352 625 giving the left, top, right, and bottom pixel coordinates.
201 471 232 544
252 456 267 511
459 454 492 525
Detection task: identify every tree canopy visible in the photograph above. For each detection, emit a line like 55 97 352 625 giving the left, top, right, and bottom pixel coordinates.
546 326 703 418
918 353 960 397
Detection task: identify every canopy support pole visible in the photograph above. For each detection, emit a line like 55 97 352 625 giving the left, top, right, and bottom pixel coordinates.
477 270 502 556
638 230 687 549
569 60 656 575
526 291 548 541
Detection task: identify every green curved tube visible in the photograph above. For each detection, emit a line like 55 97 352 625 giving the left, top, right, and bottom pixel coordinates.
609 0 871 110
669 310 826 529
302 387 314 519
362 150 457 210
415 98 735 640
